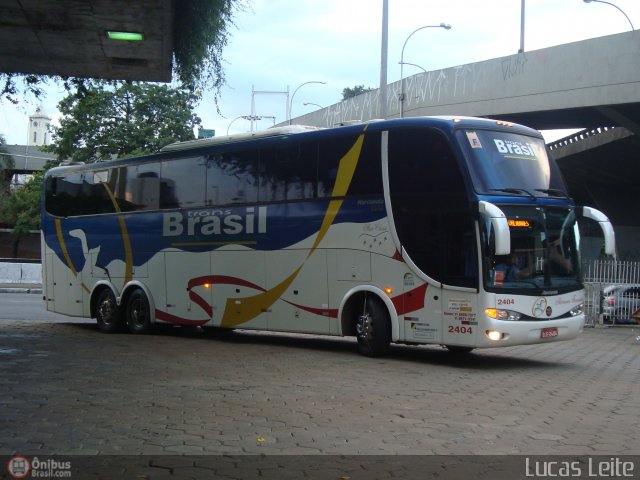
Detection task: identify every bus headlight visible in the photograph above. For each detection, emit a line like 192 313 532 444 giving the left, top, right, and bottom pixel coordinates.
485 308 522 321
486 330 504 341
569 304 584 316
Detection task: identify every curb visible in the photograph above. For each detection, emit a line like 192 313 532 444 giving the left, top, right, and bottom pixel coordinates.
0 287 43 294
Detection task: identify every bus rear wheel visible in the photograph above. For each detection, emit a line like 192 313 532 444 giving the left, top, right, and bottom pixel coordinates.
96 288 123 333
356 296 391 357
126 289 152 334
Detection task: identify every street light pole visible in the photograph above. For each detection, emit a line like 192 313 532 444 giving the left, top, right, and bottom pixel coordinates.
379 0 389 119
289 81 326 125
303 102 324 109
583 0 635 30
399 23 451 118
519 0 525 53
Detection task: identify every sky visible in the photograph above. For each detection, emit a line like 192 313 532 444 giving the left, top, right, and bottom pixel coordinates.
1 0 639 145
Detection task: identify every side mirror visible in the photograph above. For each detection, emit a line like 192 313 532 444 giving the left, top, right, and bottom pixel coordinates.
577 206 616 257
479 201 511 255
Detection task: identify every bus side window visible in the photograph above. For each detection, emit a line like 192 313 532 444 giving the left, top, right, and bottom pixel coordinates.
347 131 382 196
112 164 161 212
258 142 316 202
258 146 278 202
318 134 358 198
160 156 207 209
207 150 259 206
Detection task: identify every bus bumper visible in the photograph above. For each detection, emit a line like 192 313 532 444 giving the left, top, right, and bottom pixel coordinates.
477 314 585 348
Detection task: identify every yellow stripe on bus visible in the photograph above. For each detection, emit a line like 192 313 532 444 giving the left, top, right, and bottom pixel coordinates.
220 126 368 327
101 182 134 284
55 218 78 276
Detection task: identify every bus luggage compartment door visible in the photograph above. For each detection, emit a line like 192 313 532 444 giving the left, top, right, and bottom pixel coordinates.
164 251 213 323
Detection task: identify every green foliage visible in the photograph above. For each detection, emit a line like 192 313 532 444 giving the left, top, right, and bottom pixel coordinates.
0 135 15 196
0 73 51 104
48 82 202 162
0 171 43 234
342 85 373 101
173 0 246 99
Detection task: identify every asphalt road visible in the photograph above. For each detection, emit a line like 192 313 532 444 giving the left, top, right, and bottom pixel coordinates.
0 292 85 323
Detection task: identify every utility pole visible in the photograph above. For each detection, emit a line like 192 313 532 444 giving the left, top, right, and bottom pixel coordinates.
519 0 525 53
379 0 389 119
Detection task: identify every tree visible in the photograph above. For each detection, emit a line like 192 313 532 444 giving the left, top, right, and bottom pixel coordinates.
342 85 373 101
0 135 15 197
48 82 202 162
0 170 42 234
0 0 246 103
173 0 245 98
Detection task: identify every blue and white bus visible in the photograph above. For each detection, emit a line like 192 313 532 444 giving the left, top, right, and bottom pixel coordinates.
41 116 615 356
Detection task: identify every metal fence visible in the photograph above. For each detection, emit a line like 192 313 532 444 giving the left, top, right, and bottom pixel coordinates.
583 259 640 327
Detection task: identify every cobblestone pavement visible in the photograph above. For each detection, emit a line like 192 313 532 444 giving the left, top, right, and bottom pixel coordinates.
1 318 639 461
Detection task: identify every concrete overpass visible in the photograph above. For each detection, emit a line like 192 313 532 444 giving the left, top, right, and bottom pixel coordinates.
286 31 640 260
290 30 640 132
0 0 173 82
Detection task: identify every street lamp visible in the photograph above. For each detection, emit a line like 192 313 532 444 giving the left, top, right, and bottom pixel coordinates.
289 81 326 124
399 23 451 118
227 116 245 135
303 102 324 109
227 115 276 135
398 61 427 75
583 0 634 30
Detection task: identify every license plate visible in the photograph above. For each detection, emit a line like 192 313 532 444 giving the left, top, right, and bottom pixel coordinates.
541 327 558 339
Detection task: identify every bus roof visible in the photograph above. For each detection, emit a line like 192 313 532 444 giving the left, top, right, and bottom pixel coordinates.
160 125 322 152
161 116 541 152
45 116 543 177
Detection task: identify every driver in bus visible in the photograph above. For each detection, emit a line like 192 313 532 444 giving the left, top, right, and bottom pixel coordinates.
495 253 530 281
546 237 573 275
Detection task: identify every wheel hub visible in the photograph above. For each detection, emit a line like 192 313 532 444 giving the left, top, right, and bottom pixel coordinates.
130 300 145 326
356 313 372 340
98 299 115 325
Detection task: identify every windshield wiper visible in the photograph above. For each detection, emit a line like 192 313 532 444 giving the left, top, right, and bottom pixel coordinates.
490 188 536 199
535 188 569 199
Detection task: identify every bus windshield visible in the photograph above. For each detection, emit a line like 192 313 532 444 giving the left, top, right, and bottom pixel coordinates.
481 205 582 292
456 129 567 196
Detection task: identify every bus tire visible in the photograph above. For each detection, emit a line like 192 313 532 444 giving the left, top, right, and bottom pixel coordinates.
95 288 123 333
356 296 391 357
126 289 152 334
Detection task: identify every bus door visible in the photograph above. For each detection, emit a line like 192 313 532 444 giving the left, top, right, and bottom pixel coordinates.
44 252 84 316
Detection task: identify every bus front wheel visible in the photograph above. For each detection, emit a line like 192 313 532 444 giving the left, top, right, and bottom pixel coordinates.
96 288 123 333
356 296 391 357
126 289 152 334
